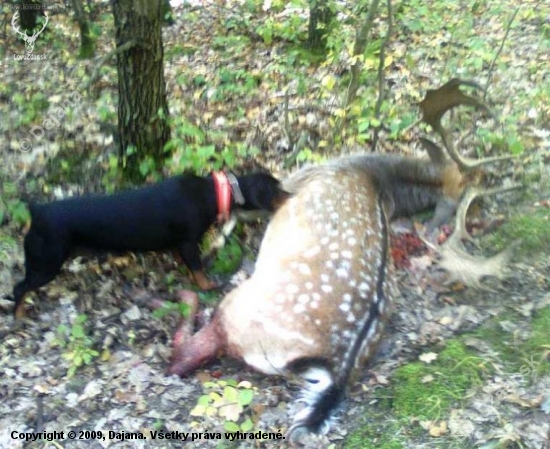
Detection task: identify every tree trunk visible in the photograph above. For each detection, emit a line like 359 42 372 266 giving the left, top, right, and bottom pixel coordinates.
112 0 170 181
16 1 44 33
70 0 95 58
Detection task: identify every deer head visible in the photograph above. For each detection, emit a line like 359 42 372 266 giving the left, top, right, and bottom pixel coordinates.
12 11 48 55
163 79 520 439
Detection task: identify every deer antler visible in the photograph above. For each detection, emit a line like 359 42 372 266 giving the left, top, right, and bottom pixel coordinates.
11 12 26 38
33 12 49 39
419 78 514 170
422 186 522 289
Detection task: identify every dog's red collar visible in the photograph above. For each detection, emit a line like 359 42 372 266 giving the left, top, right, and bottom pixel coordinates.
212 172 244 223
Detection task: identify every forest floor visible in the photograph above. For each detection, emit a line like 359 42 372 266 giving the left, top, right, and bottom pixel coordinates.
1 1 549 448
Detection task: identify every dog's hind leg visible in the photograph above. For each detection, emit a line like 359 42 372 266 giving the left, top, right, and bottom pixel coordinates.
13 270 59 318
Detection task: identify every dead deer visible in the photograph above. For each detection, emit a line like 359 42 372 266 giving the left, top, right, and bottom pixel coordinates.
164 79 520 439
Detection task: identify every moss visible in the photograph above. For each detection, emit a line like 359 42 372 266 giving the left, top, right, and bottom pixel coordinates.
473 307 550 376
525 307 550 376
485 208 550 255
392 340 487 420
344 415 404 449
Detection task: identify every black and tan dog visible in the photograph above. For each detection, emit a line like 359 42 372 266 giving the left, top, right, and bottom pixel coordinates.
12 171 286 318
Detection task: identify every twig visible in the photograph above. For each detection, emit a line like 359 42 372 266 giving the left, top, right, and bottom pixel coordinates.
483 7 519 99
335 0 381 138
371 0 393 152
85 40 136 97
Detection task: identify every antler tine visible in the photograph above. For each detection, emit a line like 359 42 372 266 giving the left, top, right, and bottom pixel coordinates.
437 185 522 289
11 11 24 36
419 78 515 170
36 12 49 36
449 185 523 243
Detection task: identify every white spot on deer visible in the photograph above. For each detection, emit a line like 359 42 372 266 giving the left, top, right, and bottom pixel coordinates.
339 302 351 313
286 284 299 295
329 242 339 251
275 293 286 304
321 274 329 283
347 237 357 246
330 252 339 260
359 282 370 292
298 263 311 275
298 294 310 304
293 303 306 314
325 260 334 269
320 237 330 245
321 284 333 293
310 301 319 309
341 250 353 259
330 212 338 220
303 246 321 258
336 267 348 278
315 319 322 326
346 313 356 323
343 293 352 303
345 228 355 237
312 292 321 301
305 281 314 290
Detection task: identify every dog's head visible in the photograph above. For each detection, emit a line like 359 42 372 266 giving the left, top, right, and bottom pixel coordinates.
237 172 290 212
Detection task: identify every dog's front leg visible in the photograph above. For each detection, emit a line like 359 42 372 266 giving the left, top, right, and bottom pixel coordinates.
178 242 217 290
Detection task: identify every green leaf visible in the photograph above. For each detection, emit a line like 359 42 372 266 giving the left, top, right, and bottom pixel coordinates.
223 386 238 403
238 389 254 406
240 418 254 432
197 395 211 406
224 421 240 432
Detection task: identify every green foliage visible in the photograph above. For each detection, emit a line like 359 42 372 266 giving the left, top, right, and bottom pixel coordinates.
151 299 190 320
164 115 259 175
345 425 403 449
97 92 117 124
0 181 30 226
473 308 550 376
209 235 244 276
0 235 17 264
190 379 256 432
11 91 50 127
55 315 100 378
485 207 550 254
392 340 487 420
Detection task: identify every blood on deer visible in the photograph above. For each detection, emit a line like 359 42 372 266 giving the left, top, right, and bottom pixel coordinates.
163 79 520 439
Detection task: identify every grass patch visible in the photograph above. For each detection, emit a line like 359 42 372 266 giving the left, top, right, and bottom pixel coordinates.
485 208 550 255
473 307 550 377
392 340 488 420
344 417 404 449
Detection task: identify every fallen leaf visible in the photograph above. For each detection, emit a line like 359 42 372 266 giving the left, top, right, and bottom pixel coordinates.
419 352 438 364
